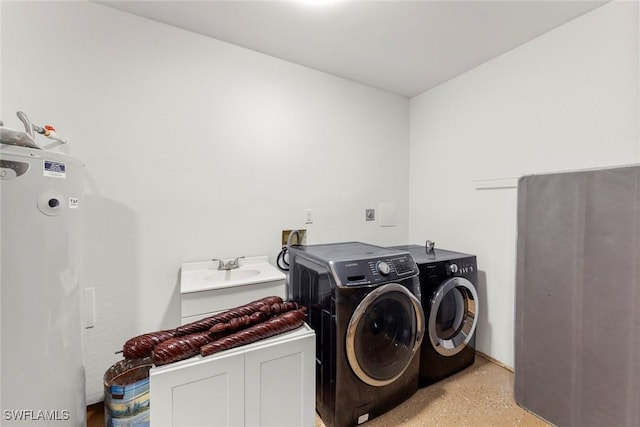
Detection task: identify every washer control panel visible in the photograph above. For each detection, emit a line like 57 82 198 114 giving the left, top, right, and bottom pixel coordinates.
333 254 419 287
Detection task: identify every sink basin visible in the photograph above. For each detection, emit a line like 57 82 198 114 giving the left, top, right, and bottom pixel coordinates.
180 255 288 323
180 256 287 294
203 269 260 282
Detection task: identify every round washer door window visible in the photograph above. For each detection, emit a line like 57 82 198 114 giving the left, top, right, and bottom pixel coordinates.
429 277 478 356
346 283 425 387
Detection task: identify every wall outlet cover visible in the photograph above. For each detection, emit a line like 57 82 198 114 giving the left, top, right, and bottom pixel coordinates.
366 209 375 221
379 202 397 227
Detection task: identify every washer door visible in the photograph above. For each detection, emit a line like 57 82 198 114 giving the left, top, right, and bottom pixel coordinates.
346 283 425 387
428 277 478 356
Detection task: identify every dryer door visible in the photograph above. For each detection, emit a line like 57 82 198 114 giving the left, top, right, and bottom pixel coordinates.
428 277 478 356
346 283 425 387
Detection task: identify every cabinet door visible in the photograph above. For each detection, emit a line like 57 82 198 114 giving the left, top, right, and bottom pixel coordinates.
244 333 315 427
150 353 245 427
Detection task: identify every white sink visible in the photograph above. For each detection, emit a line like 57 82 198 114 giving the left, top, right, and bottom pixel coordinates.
203 269 260 282
179 256 287 323
181 256 285 294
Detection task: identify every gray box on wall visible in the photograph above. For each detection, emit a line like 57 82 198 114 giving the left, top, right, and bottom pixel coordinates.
515 165 640 427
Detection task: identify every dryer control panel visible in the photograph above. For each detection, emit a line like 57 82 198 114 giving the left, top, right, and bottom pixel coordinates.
332 254 419 287
446 259 476 276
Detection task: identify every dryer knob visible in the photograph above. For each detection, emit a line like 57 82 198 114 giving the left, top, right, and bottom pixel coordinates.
376 261 391 276
448 263 459 274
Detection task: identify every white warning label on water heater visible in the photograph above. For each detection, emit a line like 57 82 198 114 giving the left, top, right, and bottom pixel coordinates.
43 160 66 178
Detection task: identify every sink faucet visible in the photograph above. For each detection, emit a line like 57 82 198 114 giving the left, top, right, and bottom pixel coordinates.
212 256 245 270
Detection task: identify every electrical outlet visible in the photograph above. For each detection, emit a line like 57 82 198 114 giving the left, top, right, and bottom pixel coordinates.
282 229 307 246
366 209 375 221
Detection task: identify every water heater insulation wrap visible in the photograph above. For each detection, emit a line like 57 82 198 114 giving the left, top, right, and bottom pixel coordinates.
1 144 86 426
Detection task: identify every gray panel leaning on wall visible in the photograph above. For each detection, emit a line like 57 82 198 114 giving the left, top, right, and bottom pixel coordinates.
515 165 640 427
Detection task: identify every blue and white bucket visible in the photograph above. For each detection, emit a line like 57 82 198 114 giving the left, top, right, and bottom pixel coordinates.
104 358 152 427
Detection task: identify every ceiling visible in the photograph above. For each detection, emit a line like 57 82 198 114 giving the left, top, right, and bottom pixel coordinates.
97 0 608 97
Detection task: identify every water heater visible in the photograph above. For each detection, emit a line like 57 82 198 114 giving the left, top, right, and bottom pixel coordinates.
1 130 85 425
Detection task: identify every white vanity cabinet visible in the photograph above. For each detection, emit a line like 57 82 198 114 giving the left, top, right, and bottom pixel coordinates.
149 324 315 427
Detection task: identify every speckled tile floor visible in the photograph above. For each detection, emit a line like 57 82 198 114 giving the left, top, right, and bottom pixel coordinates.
89 354 549 427
314 354 550 427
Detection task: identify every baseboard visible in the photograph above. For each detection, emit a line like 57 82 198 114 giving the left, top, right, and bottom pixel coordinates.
476 351 514 372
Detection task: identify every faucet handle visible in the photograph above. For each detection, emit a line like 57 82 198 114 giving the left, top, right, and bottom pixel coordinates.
212 257 244 270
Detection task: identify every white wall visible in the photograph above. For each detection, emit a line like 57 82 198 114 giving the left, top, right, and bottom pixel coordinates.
1 2 410 402
4 0 638 405
409 0 639 367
